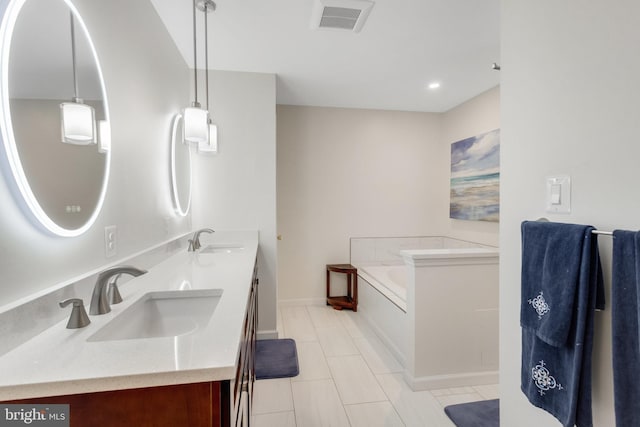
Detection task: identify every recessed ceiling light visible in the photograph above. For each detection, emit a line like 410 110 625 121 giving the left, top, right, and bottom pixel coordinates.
428 82 441 90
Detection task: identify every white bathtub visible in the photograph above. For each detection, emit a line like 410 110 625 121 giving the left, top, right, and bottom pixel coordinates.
357 264 408 311
351 236 499 391
353 237 492 311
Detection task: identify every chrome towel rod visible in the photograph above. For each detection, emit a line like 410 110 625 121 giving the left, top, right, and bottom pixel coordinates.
536 218 613 236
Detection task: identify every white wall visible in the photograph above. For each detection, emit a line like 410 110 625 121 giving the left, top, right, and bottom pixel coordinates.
192 70 277 338
442 87 500 247
277 93 501 302
500 1 640 425
277 106 447 302
0 0 192 309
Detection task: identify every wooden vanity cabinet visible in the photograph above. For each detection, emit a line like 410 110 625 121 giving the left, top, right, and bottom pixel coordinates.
8 382 224 427
5 261 259 427
232 261 258 427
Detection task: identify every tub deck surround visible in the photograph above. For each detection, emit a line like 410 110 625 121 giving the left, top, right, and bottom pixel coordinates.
401 246 500 265
351 236 499 391
0 230 259 401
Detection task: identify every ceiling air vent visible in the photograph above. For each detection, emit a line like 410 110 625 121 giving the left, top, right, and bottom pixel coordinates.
311 0 374 33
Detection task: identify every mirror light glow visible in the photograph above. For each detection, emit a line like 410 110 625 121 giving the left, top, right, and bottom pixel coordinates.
170 113 192 216
0 0 111 237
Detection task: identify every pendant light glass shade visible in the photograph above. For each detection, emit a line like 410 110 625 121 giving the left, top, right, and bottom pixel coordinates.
198 121 218 154
183 105 209 144
60 100 96 145
98 120 110 153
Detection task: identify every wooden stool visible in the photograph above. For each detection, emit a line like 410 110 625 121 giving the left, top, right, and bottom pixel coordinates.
326 264 357 312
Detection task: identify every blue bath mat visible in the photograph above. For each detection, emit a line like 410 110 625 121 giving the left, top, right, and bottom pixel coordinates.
255 338 299 380
444 399 499 427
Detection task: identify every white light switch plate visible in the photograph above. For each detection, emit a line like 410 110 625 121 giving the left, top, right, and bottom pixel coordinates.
546 175 571 213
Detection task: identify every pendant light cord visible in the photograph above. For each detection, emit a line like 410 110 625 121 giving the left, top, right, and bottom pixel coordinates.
204 2 210 112
69 12 79 101
192 0 199 107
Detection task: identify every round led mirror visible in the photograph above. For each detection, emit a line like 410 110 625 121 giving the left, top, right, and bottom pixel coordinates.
171 113 192 216
0 0 111 236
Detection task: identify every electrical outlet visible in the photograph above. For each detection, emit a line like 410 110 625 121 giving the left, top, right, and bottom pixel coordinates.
105 225 117 258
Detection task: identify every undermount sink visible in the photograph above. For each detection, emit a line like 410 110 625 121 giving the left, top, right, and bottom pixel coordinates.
88 289 223 342
200 244 245 254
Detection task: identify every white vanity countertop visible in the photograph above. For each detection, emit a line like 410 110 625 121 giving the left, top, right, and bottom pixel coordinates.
0 230 258 400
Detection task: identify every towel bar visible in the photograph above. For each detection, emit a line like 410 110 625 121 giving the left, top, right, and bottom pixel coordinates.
536 218 613 236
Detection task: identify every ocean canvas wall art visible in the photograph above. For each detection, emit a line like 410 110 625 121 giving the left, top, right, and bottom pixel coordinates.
450 129 500 222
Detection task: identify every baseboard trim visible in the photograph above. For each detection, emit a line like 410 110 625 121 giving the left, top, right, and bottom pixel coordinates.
257 330 279 340
403 370 499 391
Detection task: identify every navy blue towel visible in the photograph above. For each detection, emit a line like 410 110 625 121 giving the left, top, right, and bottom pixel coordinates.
521 221 601 346
520 221 604 427
611 230 640 427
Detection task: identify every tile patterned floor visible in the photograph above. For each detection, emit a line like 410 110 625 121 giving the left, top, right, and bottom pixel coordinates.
253 304 499 427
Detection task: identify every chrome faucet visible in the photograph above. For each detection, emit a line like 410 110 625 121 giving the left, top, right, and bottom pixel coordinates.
107 273 124 305
188 228 215 251
59 298 90 329
90 266 147 315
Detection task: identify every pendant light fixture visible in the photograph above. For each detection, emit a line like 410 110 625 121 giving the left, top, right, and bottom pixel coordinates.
198 0 218 154
60 12 96 145
183 0 210 145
